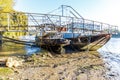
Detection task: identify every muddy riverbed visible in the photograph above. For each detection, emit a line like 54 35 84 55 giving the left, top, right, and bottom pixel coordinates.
0 37 120 80
0 51 108 80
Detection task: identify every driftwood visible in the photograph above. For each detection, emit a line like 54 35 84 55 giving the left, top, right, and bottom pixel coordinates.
0 58 23 68
0 59 7 65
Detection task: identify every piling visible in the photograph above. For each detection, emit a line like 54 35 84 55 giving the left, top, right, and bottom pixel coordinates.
0 32 2 46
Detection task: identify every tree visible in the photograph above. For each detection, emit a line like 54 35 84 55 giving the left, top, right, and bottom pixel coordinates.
0 0 28 38
0 0 14 12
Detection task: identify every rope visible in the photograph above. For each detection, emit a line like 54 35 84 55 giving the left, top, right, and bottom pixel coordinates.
2 36 35 46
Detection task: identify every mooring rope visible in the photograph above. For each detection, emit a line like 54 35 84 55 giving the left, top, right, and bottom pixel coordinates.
2 36 35 46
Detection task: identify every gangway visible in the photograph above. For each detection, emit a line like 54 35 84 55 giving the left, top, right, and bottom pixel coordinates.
0 5 118 47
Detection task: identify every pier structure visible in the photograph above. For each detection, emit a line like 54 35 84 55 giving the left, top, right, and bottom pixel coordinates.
0 5 118 47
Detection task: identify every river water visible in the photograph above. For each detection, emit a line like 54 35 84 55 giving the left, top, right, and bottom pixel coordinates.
0 42 40 56
0 35 41 56
98 34 120 80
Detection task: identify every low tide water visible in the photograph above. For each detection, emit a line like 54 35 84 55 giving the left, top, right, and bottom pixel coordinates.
0 42 40 56
98 34 120 80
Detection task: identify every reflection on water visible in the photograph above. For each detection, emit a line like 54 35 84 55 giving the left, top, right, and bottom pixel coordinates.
25 46 41 55
0 42 41 56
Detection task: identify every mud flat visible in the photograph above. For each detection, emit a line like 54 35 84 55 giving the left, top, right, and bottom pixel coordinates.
0 51 108 80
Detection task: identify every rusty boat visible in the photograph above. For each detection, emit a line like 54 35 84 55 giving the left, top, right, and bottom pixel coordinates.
35 5 117 53
35 25 112 53
0 5 117 54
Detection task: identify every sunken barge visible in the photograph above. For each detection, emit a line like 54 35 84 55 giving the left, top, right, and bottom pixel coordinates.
35 5 117 53
0 5 117 54
36 26 111 53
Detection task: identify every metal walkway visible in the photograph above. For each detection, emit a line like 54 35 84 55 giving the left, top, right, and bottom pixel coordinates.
0 5 118 38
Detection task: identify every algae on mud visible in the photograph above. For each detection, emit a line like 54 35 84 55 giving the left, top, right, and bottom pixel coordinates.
0 67 14 76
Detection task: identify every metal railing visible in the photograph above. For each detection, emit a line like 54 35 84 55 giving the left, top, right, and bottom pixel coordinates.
0 12 118 36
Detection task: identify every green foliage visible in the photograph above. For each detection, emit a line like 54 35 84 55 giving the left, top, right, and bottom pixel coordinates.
2 12 28 38
0 0 28 38
0 0 14 12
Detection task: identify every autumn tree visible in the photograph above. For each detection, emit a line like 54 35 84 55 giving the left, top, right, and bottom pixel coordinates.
0 0 28 38
0 0 14 12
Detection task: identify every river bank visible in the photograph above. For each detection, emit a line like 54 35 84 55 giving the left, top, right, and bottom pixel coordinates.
0 51 108 80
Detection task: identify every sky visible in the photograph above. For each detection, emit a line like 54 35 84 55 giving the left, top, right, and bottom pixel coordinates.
14 0 120 29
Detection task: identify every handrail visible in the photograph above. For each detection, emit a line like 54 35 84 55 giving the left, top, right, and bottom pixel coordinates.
0 12 118 34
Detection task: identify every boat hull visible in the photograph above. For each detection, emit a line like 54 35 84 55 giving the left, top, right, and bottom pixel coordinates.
35 34 111 53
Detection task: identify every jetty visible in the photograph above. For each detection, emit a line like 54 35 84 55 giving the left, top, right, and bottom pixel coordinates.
0 5 118 53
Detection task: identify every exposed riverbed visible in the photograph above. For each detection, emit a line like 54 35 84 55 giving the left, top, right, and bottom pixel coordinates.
0 36 120 80
0 51 107 80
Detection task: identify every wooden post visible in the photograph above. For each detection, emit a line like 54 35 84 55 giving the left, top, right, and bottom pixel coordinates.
59 44 65 54
0 35 2 46
0 32 3 46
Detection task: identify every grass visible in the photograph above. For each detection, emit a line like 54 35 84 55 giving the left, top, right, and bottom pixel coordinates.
0 67 14 76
